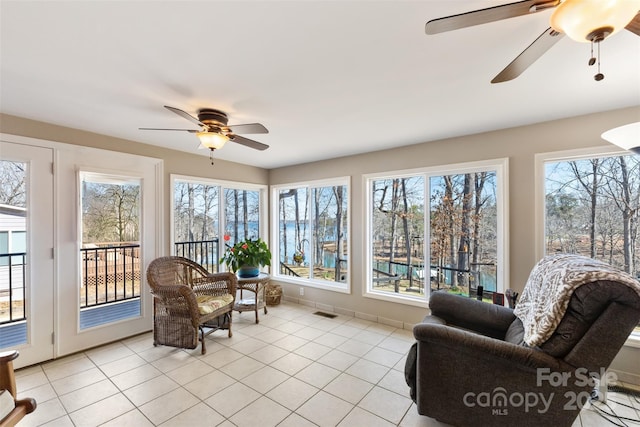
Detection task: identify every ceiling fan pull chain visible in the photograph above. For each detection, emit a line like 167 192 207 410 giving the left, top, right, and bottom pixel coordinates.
209 149 215 165
588 40 596 66
594 41 604 81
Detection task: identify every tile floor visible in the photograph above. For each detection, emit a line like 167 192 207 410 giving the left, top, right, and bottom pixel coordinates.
13 301 640 426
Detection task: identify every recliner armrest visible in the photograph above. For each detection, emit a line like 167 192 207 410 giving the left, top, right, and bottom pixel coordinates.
427 291 516 338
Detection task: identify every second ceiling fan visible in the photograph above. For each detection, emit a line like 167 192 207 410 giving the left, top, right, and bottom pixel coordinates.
141 105 269 155
425 0 640 83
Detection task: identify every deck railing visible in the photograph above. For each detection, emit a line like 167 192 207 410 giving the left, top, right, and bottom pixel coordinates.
80 244 141 308
174 239 219 274
0 252 26 325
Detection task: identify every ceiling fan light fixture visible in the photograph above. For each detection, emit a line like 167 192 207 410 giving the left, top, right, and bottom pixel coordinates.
196 131 230 150
601 122 640 155
550 0 640 42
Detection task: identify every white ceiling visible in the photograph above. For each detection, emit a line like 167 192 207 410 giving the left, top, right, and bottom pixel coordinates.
1 1 639 169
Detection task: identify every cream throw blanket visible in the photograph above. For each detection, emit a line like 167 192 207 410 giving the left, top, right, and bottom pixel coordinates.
514 254 640 347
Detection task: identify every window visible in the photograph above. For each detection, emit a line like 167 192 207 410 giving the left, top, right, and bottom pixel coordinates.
172 176 267 273
539 148 640 337
366 160 507 306
271 178 350 292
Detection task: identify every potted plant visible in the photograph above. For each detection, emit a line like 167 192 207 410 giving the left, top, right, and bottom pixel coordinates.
220 236 272 278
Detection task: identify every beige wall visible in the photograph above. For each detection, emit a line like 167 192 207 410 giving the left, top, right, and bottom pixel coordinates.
2 107 639 382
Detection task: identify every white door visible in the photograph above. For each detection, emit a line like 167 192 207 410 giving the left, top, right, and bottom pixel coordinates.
0 141 54 367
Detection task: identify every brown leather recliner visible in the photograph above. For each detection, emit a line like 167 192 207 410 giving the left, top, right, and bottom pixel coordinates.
405 254 640 427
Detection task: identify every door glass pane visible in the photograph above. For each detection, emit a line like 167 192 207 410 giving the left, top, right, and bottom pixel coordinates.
80 174 141 329
0 160 27 344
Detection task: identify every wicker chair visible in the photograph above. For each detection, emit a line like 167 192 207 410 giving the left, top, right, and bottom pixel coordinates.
1 350 36 427
147 256 237 354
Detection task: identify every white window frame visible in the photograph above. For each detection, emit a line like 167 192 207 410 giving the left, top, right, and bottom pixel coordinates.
170 174 268 270
270 176 351 293
535 145 640 346
364 158 509 307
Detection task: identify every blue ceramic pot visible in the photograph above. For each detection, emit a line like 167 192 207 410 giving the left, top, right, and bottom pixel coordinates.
238 266 260 278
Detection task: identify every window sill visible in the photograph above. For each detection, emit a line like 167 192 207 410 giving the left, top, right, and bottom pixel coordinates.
273 275 350 294
364 289 429 308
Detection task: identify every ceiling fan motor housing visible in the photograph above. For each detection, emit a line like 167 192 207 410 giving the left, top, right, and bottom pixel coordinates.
198 109 229 127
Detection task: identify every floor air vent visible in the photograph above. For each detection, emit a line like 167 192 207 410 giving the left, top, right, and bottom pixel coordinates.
313 311 337 319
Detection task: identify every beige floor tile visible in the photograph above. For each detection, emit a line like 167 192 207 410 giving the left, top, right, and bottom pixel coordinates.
200 347 244 368
359 386 413 424
338 407 396 427
160 402 225 426
15 370 52 395
324 373 374 404
331 324 363 338
379 366 411 396
345 358 390 384
272 321 306 334
183 369 236 400
317 349 359 371
277 412 319 427
266 377 319 411
313 332 349 348
229 336 268 354
165 358 215 385
363 346 404 368
68 393 135 427
241 365 289 394
59 378 119 413
229 396 291 427
151 349 197 373
219 355 265 380
123 374 179 406
138 387 200 425
110 363 162 391
338 339 374 357
295 362 341 389
273 334 309 352
253 327 289 343
50 367 107 396
100 409 155 427
43 356 96 382
99 353 148 377
246 343 289 364
351 330 387 346
293 326 326 341
270 352 313 376
39 415 75 427
204 381 261 418
293 341 332 360
85 342 135 365
297 390 354 427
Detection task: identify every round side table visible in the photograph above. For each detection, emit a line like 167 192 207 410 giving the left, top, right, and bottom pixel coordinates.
234 272 270 323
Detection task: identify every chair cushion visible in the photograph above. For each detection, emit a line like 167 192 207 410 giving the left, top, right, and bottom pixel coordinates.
196 294 234 315
0 389 15 420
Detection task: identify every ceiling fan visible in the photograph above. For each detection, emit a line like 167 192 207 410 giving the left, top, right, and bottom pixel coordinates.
425 0 640 83
141 105 269 162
